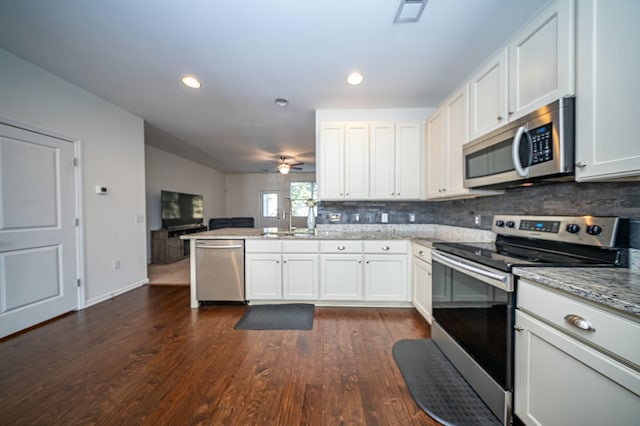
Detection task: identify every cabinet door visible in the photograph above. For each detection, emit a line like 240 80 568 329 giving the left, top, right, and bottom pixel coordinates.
444 87 469 195
426 108 447 198
412 257 432 323
245 254 282 299
514 310 640 425
575 0 640 181
395 121 423 200
319 254 363 300
282 254 318 300
364 254 408 301
318 122 344 200
369 122 396 200
508 0 575 120
344 122 369 199
469 49 508 140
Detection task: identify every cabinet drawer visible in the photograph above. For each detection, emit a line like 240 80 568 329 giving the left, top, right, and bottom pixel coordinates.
320 240 363 253
246 240 282 253
518 279 640 369
411 243 431 261
363 240 407 254
282 240 319 253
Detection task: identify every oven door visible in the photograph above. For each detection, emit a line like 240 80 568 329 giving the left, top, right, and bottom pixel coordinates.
431 250 515 424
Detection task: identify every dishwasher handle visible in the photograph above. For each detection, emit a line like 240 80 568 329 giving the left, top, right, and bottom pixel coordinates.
195 244 244 249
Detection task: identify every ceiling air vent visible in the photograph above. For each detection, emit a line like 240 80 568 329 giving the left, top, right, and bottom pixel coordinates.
394 0 428 23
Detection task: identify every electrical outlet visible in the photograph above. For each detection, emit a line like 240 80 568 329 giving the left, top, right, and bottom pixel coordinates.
354 213 360 222
328 213 342 222
381 213 388 223
409 213 416 223
474 214 482 226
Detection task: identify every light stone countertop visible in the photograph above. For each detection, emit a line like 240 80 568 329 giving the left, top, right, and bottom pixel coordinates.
513 267 640 319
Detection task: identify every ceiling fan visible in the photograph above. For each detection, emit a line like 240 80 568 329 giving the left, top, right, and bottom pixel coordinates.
275 156 304 174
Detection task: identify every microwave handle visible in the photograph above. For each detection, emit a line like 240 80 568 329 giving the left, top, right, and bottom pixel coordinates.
512 126 532 177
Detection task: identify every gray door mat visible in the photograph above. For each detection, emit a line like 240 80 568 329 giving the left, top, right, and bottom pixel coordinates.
234 303 314 330
392 339 501 426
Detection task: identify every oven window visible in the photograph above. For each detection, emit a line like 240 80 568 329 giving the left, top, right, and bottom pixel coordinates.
432 260 514 388
466 139 514 179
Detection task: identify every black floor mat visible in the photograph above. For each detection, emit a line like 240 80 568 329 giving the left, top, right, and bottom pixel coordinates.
234 303 314 330
392 339 501 426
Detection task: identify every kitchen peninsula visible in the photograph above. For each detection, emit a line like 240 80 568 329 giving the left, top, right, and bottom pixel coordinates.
181 224 493 309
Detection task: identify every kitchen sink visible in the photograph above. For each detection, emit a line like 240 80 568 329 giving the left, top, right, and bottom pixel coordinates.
260 228 316 238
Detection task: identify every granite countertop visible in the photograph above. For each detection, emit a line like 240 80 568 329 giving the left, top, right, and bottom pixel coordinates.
181 227 439 241
513 267 640 319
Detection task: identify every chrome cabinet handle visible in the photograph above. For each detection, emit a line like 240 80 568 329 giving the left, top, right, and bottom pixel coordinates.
564 314 596 332
337 245 346 251
575 161 587 168
419 250 425 256
382 246 390 251
497 115 504 121
514 325 524 332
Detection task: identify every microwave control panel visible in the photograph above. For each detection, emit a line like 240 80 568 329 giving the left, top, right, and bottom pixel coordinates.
529 124 553 165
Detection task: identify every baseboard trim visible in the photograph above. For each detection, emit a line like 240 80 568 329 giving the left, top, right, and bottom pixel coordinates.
84 278 149 308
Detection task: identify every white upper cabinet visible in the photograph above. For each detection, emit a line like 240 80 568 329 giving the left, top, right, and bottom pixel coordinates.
469 49 509 141
426 108 447 198
318 122 369 200
344 122 370 199
319 119 424 201
394 121 424 199
318 122 345 200
370 121 424 200
369 122 397 199
574 0 640 181
508 0 575 120
427 86 502 200
468 0 575 141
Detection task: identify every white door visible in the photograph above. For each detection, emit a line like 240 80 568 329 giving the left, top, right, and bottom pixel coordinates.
364 254 408 301
259 190 282 229
0 123 78 338
344 122 369 200
469 49 508 140
394 121 423 200
369 122 396 200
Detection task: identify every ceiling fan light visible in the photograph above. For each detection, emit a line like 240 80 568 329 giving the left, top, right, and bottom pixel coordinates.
347 72 364 85
181 75 201 89
277 163 291 174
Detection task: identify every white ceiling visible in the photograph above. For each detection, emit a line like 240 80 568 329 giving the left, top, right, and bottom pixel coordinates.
0 0 548 173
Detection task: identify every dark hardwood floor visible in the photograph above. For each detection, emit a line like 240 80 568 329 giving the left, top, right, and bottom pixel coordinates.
0 285 439 425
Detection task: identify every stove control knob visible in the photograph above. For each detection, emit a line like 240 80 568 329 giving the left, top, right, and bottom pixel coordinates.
566 224 580 234
506 221 516 228
495 220 505 227
587 225 603 236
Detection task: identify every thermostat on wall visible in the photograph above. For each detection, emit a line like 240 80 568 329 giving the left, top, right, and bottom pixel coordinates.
96 185 108 195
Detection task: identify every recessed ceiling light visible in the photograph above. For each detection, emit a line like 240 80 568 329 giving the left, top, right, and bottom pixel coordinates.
274 98 289 107
347 72 364 85
181 75 201 89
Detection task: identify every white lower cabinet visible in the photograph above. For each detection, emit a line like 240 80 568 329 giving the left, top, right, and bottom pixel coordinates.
245 253 282 299
411 244 432 323
247 239 411 304
319 254 363 300
363 240 409 301
246 240 319 300
282 253 318 300
514 279 640 425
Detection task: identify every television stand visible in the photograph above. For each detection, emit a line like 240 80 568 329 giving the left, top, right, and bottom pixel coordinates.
151 224 207 264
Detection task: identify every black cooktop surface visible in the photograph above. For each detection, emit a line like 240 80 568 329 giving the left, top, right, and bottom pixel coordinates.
433 238 623 272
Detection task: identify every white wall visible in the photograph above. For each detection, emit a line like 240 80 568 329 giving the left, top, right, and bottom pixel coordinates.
315 107 435 131
0 49 147 306
226 172 316 229
145 145 226 260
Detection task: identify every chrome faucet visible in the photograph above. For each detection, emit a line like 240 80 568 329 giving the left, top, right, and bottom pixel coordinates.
283 197 295 233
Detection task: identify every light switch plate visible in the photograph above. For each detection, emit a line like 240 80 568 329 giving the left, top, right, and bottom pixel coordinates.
381 213 388 223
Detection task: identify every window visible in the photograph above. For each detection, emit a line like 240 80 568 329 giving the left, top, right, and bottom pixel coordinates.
290 182 317 217
262 192 279 217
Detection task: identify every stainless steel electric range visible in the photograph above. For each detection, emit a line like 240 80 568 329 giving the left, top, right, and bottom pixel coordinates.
431 215 629 425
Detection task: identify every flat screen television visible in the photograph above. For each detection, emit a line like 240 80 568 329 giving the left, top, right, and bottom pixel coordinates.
161 190 204 228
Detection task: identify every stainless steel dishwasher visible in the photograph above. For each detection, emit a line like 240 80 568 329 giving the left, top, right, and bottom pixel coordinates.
195 239 245 302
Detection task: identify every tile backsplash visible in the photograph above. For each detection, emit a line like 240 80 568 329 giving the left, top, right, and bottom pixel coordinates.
317 181 640 249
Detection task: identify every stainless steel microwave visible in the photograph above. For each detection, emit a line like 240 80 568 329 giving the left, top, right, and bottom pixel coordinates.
463 97 575 189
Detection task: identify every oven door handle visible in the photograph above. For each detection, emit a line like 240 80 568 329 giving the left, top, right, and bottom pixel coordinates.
432 251 513 292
